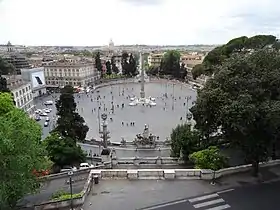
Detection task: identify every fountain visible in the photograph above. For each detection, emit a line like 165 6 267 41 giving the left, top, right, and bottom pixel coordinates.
129 53 156 106
134 124 156 148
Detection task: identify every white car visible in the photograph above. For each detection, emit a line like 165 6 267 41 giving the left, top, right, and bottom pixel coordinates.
40 112 48 116
79 163 94 170
44 108 52 113
45 117 50 122
35 109 42 114
44 121 49 127
44 100 53 105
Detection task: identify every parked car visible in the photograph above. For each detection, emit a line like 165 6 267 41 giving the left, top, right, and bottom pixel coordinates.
44 108 52 113
40 112 48 116
35 109 42 114
45 117 50 122
44 100 53 105
60 166 77 173
35 115 41 121
44 121 49 127
79 163 94 170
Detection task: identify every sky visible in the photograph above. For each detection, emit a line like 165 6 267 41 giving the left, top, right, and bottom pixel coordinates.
0 0 279 46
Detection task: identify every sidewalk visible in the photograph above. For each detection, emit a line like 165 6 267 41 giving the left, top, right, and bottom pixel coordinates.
212 165 280 189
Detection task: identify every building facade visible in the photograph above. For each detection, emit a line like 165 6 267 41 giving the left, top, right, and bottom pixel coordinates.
148 53 164 67
4 75 35 115
2 42 31 74
180 53 205 68
43 59 99 87
21 67 47 98
147 52 204 69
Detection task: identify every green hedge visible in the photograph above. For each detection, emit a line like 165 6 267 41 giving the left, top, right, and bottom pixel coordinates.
51 189 82 201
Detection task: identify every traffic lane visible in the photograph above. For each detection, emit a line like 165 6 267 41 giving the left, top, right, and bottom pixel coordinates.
138 199 193 210
220 180 280 210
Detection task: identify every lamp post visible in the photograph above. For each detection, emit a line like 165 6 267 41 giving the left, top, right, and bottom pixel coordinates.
98 104 101 133
172 83 175 110
186 95 192 123
68 171 74 210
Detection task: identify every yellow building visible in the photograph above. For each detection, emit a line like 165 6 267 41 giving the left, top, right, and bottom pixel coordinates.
180 53 205 68
147 53 164 67
148 52 204 69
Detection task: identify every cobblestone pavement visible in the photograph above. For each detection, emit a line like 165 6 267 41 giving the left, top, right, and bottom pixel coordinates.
34 81 197 142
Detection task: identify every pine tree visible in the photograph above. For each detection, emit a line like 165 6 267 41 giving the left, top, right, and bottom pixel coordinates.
55 85 89 142
95 52 103 78
105 60 112 75
121 52 129 76
111 56 119 74
129 54 137 76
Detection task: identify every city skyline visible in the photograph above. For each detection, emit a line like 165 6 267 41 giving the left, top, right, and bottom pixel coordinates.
0 0 279 46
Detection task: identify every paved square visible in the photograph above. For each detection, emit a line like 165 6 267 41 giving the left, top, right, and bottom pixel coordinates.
35 81 197 143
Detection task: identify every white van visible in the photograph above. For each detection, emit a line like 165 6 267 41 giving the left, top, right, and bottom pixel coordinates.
44 100 53 105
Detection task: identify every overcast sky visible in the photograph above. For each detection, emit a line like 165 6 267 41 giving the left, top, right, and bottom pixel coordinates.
0 0 279 46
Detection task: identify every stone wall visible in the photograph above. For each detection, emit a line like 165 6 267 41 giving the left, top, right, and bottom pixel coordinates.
33 159 280 210
112 156 182 167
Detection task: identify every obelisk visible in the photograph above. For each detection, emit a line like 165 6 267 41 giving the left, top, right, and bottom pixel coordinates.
140 53 145 99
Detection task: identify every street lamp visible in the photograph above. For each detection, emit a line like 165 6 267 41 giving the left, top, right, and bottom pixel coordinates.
172 83 175 110
186 95 192 122
68 171 74 210
98 104 101 133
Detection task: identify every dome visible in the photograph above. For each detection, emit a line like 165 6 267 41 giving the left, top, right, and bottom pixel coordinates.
109 39 114 47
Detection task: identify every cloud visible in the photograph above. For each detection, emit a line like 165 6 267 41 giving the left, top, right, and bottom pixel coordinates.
0 0 280 45
120 0 164 6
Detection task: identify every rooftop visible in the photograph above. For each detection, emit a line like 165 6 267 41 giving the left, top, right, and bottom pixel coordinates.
2 75 30 90
43 58 94 67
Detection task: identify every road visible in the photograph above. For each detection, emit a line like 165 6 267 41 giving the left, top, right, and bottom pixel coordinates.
140 180 280 210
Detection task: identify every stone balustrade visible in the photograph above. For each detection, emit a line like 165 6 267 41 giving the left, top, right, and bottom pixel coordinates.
90 169 203 180
31 159 280 210
111 156 181 166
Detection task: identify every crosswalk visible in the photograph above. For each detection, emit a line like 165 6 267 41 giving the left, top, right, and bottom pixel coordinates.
188 193 231 210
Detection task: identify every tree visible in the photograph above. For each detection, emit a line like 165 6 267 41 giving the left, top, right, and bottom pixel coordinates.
191 49 280 176
192 64 205 80
55 85 89 142
0 56 15 75
105 60 112 75
180 62 187 80
128 54 137 76
189 146 228 170
121 52 129 76
0 76 9 93
170 124 202 161
161 50 181 79
111 56 119 74
193 35 278 78
0 93 47 209
95 51 103 78
44 132 86 168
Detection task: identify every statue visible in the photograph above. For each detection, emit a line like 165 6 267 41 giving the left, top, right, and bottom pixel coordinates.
134 124 156 148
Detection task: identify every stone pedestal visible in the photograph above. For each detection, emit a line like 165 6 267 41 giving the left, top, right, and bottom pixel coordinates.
164 169 175 179
127 170 138 179
91 170 102 178
156 157 162 165
200 169 213 180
